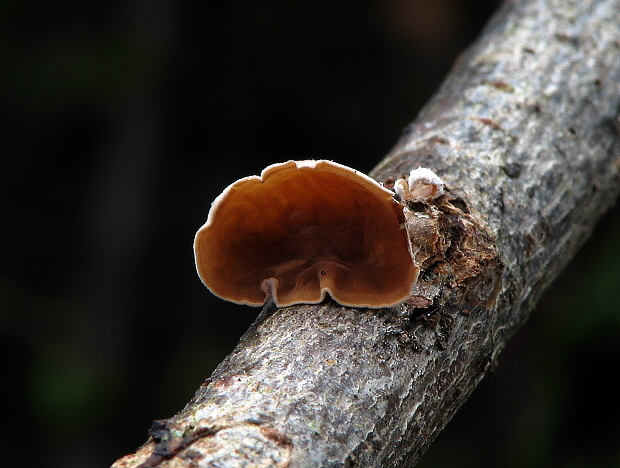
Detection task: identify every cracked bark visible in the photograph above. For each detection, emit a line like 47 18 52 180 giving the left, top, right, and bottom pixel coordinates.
112 0 620 466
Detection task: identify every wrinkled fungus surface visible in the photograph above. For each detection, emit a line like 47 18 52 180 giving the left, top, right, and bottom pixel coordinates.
194 160 419 307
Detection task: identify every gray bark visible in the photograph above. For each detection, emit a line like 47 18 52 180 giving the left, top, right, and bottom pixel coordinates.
113 0 620 467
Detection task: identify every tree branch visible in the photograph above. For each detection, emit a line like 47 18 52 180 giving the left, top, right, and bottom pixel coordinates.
113 0 620 466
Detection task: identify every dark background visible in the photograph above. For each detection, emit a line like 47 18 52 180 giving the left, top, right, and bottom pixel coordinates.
1 1 618 467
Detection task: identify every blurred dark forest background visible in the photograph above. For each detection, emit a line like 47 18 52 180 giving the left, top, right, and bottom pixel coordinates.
1 1 618 467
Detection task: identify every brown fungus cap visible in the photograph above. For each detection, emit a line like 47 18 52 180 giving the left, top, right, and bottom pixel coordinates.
194 160 419 308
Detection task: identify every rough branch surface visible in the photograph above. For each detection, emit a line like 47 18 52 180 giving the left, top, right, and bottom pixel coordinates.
113 0 620 466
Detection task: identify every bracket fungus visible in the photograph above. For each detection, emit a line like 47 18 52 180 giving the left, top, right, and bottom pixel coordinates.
194 160 423 308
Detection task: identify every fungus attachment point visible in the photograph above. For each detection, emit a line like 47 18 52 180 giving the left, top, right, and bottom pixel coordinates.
194 160 419 308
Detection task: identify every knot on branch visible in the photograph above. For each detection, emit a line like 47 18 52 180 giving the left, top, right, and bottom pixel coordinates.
403 192 503 310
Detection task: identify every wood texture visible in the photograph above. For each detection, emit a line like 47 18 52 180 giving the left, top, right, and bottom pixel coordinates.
113 0 620 466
